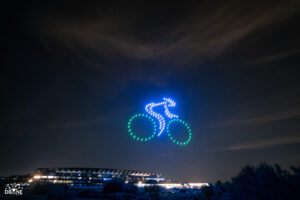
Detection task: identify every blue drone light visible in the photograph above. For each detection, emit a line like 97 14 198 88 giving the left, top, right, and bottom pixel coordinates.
128 97 192 146
145 98 178 136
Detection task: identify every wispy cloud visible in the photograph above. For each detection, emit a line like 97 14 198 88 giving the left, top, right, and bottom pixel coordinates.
225 135 300 150
243 50 300 66
39 0 300 68
222 104 300 127
209 87 300 128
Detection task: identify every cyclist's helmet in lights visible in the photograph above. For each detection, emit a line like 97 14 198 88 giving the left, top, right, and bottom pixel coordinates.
127 98 192 146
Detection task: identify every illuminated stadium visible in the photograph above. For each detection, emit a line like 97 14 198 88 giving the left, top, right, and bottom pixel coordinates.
26 168 207 189
31 168 163 185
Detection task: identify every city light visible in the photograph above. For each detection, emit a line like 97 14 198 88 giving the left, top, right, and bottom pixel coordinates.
136 182 208 189
185 183 209 188
33 175 41 179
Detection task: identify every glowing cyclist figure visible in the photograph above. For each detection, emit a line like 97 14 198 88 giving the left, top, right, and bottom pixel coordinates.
127 97 192 146
145 98 179 136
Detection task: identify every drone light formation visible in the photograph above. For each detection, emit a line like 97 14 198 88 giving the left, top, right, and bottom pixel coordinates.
128 114 157 142
163 98 179 119
167 119 192 146
145 102 166 136
128 97 192 146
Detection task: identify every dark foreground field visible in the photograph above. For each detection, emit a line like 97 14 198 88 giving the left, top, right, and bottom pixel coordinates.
1 163 299 200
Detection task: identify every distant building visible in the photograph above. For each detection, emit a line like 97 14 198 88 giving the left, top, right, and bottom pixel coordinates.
0 175 31 183
31 168 162 186
0 168 207 189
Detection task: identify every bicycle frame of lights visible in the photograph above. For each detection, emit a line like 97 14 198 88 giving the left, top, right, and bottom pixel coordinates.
127 98 192 146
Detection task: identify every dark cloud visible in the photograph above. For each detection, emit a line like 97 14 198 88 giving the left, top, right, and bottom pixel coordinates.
37 0 299 68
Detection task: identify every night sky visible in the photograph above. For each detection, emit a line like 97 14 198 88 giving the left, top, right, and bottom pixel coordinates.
1 1 300 182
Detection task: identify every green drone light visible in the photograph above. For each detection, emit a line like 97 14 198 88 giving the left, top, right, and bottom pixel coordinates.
167 119 192 146
127 113 157 142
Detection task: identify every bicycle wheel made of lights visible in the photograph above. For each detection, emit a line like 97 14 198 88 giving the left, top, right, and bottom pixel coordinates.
127 113 157 142
167 119 192 146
